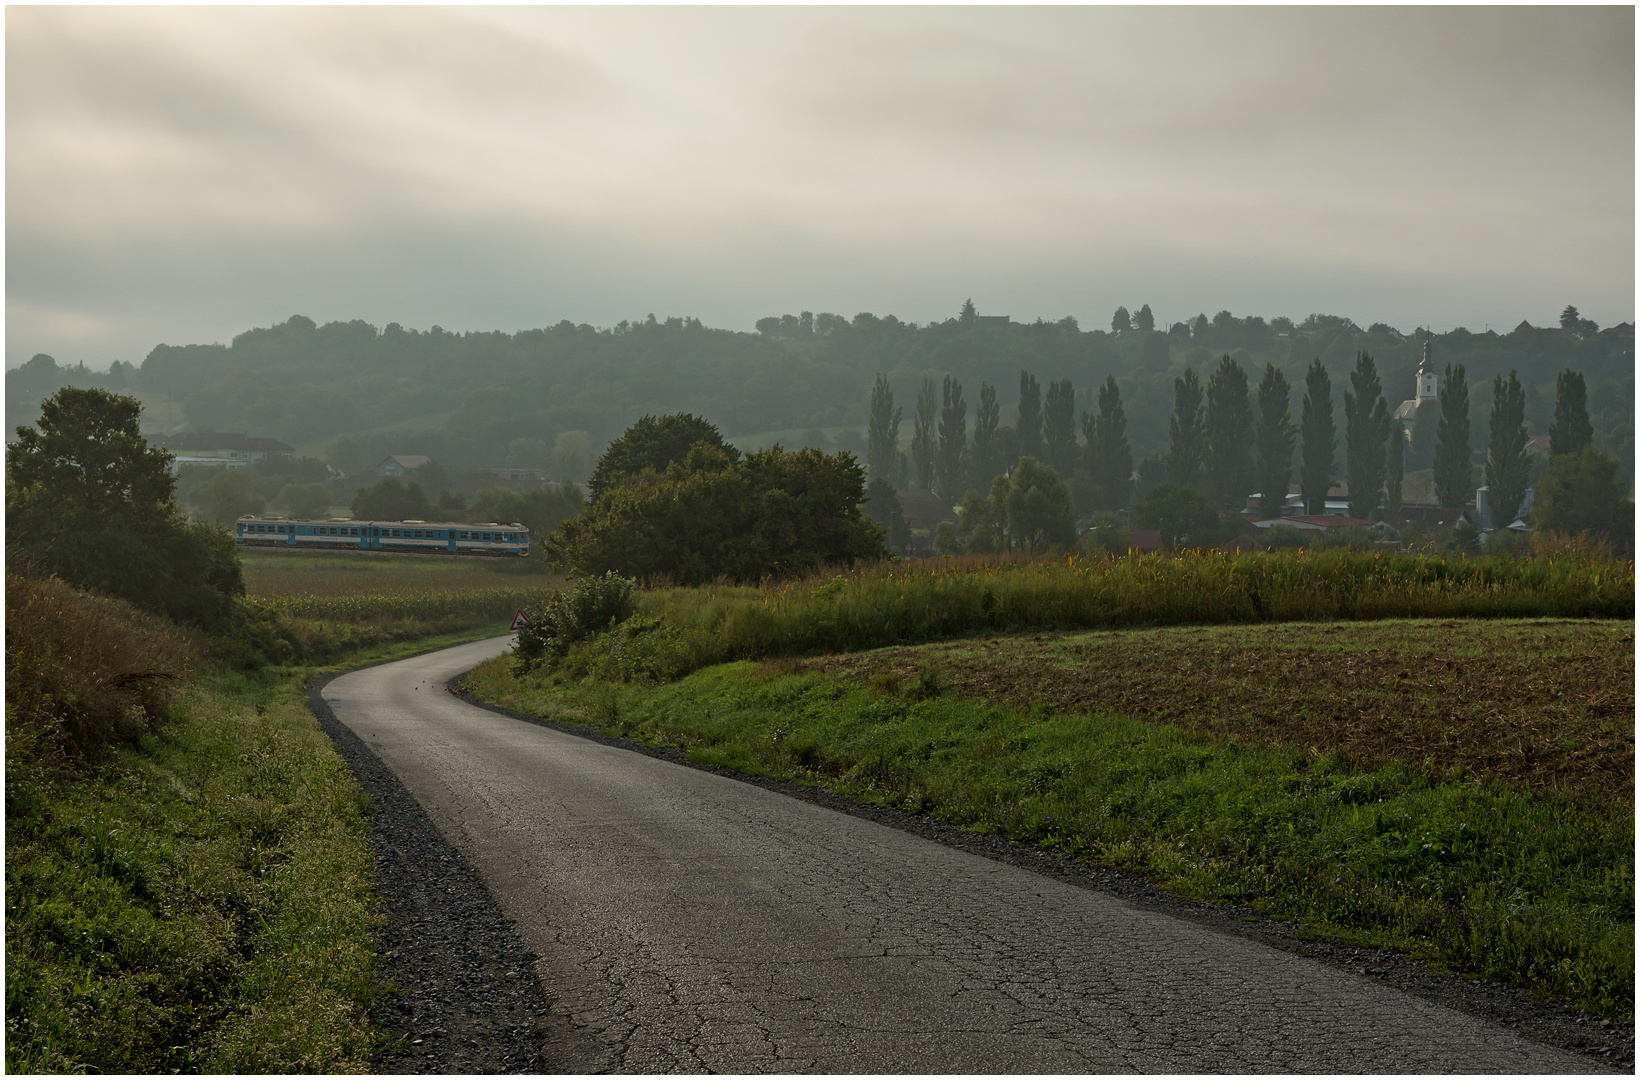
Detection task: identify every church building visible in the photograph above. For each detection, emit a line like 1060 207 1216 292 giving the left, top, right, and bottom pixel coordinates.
1393 340 1439 427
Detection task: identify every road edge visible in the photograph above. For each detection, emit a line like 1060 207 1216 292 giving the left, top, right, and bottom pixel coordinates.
307 655 557 1074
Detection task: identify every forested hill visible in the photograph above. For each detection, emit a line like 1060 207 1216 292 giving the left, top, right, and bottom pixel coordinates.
8 308 1633 481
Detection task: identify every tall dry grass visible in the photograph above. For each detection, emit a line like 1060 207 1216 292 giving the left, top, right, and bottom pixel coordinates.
6 570 196 759
575 548 1634 681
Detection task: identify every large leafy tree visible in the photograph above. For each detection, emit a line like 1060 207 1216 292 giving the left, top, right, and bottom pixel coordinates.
468 484 586 540
549 443 884 584
1255 363 1295 519
1111 306 1132 335
937 375 967 505
1531 447 1632 550
911 377 938 493
866 374 902 481
587 412 738 499
1433 362 1472 509
1134 304 1155 335
951 456 1076 554
969 381 1002 493
1016 371 1043 463
6 386 243 628
1165 368 1206 489
1485 370 1530 528
1134 482 1221 549
351 476 430 520
1549 368 1592 457
1342 351 1390 520
1204 355 1254 511
1299 359 1335 514
1043 378 1077 480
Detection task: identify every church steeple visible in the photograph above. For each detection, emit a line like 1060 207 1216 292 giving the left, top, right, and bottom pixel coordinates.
1416 339 1439 403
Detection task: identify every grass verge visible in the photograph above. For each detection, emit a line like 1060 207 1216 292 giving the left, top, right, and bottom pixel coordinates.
462 618 1634 1021
6 670 383 1073
5 567 514 1073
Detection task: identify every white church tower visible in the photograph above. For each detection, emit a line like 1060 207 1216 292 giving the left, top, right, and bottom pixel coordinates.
1396 339 1440 425
1415 339 1439 404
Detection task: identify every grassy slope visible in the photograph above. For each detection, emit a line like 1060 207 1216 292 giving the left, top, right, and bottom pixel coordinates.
6 561 513 1073
461 617 1634 1020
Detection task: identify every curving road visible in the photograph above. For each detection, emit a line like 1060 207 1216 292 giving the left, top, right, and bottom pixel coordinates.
324 635 1601 1073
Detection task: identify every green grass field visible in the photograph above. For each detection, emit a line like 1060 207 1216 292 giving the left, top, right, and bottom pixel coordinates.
464 613 1635 1020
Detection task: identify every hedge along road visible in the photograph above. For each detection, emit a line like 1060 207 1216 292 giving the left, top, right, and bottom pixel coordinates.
324 635 1602 1073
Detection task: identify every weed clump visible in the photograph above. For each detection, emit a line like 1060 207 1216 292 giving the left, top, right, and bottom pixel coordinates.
514 571 637 673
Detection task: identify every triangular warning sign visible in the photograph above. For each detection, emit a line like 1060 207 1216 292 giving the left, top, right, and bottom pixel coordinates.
509 609 529 631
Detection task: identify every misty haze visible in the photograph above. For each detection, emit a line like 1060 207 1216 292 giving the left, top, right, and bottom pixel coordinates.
6 7 1633 1075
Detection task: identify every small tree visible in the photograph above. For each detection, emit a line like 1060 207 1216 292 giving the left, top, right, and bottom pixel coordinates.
1166 368 1206 489
1549 368 1592 457
1299 359 1335 515
1485 370 1530 528
352 476 431 520
959 298 977 325
1433 362 1472 508
1255 363 1295 519
1111 306 1132 335
1134 304 1155 335
864 477 910 555
207 469 264 524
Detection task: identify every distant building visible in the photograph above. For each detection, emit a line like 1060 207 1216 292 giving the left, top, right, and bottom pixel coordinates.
374 454 431 477
1248 514 1375 533
974 315 1011 328
146 431 295 473
1393 339 1440 426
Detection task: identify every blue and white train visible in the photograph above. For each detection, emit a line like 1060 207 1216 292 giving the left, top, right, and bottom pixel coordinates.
235 516 530 556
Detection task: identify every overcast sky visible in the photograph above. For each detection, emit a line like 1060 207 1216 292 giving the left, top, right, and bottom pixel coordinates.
7 6 1634 369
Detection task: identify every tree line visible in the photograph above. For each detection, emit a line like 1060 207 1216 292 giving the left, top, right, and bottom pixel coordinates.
9 301 1631 489
859 350 1622 550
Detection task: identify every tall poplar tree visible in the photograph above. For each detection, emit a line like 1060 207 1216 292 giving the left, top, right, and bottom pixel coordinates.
1433 362 1472 508
1204 355 1254 511
1043 378 1077 479
1299 359 1335 515
1093 375 1132 510
1016 371 1043 464
1255 363 1295 519
911 376 938 493
970 381 1001 492
1485 369 1530 528
1343 351 1390 520
937 375 968 505
1549 368 1593 457
1166 368 1206 490
866 374 901 482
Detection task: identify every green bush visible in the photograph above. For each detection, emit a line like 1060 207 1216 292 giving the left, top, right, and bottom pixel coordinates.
514 571 637 672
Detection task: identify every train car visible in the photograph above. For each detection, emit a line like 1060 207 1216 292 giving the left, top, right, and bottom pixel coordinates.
235 516 530 556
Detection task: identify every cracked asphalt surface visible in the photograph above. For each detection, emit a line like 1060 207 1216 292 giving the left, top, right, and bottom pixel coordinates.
323 635 1609 1073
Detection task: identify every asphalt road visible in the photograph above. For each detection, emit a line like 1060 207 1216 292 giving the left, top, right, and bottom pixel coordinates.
324 635 1601 1073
